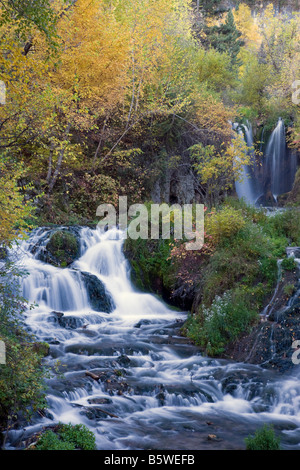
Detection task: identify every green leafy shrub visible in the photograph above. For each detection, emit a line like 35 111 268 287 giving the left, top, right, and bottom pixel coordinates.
281 256 297 271
283 283 295 297
245 424 281 450
202 221 278 305
186 289 257 356
35 430 75 450
262 209 300 246
36 423 96 450
205 206 246 246
0 264 48 446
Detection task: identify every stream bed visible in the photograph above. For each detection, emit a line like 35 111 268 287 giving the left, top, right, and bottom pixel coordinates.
5 226 300 450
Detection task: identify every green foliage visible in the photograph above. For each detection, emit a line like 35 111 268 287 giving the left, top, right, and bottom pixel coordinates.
0 154 35 247
35 423 96 450
0 263 48 442
196 48 236 93
245 424 281 450
0 0 58 45
232 55 269 112
35 430 75 450
205 206 245 245
204 10 244 65
283 283 295 297
124 235 173 294
281 257 297 272
262 209 300 247
126 198 297 356
203 211 278 302
186 289 257 355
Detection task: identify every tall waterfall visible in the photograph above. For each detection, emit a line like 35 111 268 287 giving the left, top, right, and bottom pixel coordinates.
5 226 300 450
235 118 297 205
264 118 297 202
234 122 261 205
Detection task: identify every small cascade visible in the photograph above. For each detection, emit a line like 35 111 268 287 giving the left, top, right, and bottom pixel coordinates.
261 259 283 320
286 248 300 311
5 227 300 450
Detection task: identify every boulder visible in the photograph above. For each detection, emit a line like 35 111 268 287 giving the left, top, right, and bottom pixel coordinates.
80 271 115 313
38 229 80 268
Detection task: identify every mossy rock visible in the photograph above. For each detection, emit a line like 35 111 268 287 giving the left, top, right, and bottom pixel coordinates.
44 229 80 268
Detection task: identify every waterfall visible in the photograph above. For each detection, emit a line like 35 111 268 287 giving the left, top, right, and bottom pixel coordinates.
5 227 300 450
235 118 297 205
234 122 261 205
265 118 288 202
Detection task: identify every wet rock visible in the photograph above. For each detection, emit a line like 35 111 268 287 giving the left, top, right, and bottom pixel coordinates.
155 391 166 406
38 229 80 268
48 311 84 329
48 339 60 345
134 319 152 328
286 247 300 259
256 191 277 207
87 397 113 405
80 407 114 420
80 271 115 313
228 304 300 372
116 354 131 366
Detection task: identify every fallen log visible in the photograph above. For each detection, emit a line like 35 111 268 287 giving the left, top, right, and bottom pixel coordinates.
96 408 119 419
85 371 100 381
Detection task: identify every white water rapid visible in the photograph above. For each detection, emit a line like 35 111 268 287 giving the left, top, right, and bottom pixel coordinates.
5 226 300 450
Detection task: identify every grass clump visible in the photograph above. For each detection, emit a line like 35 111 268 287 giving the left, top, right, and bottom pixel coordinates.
35 423 96 450
245 424 281 450
281 256 297 271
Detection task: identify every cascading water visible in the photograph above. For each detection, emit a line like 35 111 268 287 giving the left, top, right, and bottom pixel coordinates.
5 226 300 450
234 118 297 206
264 118 297 202
234 122 262 206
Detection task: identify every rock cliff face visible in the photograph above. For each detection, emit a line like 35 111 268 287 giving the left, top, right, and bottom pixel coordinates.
151 166 197 205
286 169 300 206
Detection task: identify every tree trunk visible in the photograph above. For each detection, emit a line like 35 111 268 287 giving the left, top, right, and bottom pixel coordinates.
92 116 108 167
85 371 100 381
48 124 71 194
46 140 55 184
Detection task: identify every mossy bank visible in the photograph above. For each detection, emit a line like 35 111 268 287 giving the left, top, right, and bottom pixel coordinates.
124 199 300 360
